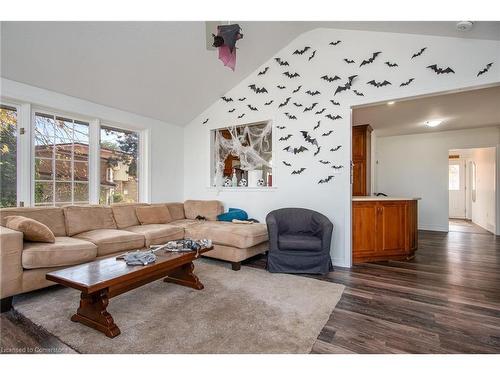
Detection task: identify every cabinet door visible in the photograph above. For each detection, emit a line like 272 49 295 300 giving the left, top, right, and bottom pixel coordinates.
352 128 366 160
352 160 366 196
352 202 378 258
377 202 406 254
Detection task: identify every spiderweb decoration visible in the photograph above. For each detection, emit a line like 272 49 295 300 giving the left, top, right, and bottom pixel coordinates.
213 121 272 187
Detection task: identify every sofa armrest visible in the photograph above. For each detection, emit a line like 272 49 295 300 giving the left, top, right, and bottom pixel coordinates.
0 226 24 298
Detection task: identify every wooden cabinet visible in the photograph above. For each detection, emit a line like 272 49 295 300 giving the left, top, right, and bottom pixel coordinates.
352 124 372 196
352 199 418 263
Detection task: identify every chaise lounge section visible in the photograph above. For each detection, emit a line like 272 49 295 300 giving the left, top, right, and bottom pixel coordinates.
0 200 269 311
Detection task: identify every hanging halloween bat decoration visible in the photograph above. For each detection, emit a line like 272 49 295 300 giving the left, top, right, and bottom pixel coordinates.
321 75 341 82
238 97 246 101
315 108 326 115
319 160 331 164
411 47 426 59
279 97 291 108
283 71 301 79
308 50 316 61
303 103 318 112
367 80 392 87
279 134 293 141
249 84 268 93
360 52 382 67
277 85 286 89
313 121 321 130
212 24 243 71
306 90 321 96
385 61 398 67
202 118 209 125
292 85 302 93
283 145 308 154
276 125 286 130
330 145 342 151
314 147 321 156
318 175 334 184
238 113 245 119
293 46 311 55
477 62 493 76
344 58 355 64
293 102 303 107
353 90 365 96
247 104 258 111
291 168 306 175
330 100 340 106
427 64 455 74
258 67 269 75
400 78 415 87
300 131 319 147
334 75 357 95
284 112 297 120
264 100 274 106
228 108 236 113
329 40 341 46
274 57 290 66
221 96 233 102
325 114 342 121
322 130 334 136
282 161 292 167
332 165 344 170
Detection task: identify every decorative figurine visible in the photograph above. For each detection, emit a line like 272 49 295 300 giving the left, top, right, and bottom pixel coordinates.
238 178 248 187
257 178 265 187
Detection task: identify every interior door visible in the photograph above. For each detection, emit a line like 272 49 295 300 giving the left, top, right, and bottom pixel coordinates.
449 159 466 219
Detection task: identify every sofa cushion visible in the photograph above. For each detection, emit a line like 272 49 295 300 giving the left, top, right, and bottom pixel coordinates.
4 216 55 243
74 229 144 256
185 221 268 249
278 234 322 251
166 202 185 221
184 200 224 221
22 237 97 269
136 205 172 225
0 207 67 236
169 219 200 228
63 205 117 236
126 224 184 247
111 203 149 229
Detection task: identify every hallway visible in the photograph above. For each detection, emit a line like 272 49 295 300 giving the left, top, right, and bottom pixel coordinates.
449 218 493 235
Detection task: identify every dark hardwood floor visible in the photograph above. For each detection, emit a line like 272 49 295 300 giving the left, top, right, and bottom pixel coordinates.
1 230 499 354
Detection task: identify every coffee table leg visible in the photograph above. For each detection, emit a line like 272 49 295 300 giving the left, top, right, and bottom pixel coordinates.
164 262 204 290
71 288 121 338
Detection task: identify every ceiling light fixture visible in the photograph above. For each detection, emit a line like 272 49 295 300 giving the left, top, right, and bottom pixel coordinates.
426 120 442 127
387 101 395 105
456 21 473 32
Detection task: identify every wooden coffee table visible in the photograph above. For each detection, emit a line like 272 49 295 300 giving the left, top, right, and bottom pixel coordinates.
46 247 212 338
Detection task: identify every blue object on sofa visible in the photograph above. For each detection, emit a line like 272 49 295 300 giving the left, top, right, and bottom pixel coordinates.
266 208 333 274
217 208 248 222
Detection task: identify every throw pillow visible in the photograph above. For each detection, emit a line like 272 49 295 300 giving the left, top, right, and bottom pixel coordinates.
4 216 56 243
136 205 172 225
217 208 248 222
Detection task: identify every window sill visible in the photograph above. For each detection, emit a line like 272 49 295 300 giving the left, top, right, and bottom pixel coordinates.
206 186 278 192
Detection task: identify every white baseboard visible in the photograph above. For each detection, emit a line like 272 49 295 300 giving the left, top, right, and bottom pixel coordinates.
418 224 449 232
332 257 348 268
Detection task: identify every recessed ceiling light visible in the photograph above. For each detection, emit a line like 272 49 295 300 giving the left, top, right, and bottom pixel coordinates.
387 101 395 105
456 21 473 32
426 120 442 127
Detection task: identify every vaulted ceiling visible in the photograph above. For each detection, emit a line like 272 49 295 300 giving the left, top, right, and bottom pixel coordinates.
2 21 500 125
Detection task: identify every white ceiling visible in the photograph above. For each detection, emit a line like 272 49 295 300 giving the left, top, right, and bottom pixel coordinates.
2 21 500 126
352 85 500 137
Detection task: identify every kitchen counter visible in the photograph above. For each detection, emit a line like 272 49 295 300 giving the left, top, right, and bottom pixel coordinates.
352 196 421 201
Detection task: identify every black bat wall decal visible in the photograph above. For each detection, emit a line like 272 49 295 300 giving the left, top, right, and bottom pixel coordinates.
274 57 289 66
293 46 311 55
221 96 233 102
306 90 321 96
293 102 303 107
264 100 274 106
322 130 334 136
315 108 326 115
303 103 318 112
344 58 355 64
329 40 341 46
238 114 245 119
279 134 293 141
411 47 426 59
291 168 306 175
318 175 334 184
282 161 291 166
427 64 455 74
334 75 357 95
283 145 308 154
228 108 235 113
258 67 269 75
314 147 321 156
276 125 286 130
247 104 258 111
332 165 344 170
300 131 319 147
279 97 291 108
477 62 493 76
293 85 302 93
319 160 330 164
367 80 392 87
321 74 341 82
325 114 342 121
330 145 342 151
353 90 364 96
360 52 381 67
238 97 246 101
385 61 398 67
313 121 321 130
330 100 340 106
308 50 316 61
277 85 286 89
400 78 415 87
284 112 297 120
202 118 209 124
249 84 268 93
283 71 300 79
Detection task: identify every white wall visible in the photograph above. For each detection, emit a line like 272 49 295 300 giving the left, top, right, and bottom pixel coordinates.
0 78 184 203
184 28 500 267
376 127 500 231
471 147 496 233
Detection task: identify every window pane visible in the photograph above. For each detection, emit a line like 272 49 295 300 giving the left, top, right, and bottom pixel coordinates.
74 161 88 181
35 113 55 139
55 142 73 160
55 160 72 180
74 143 89 161
35 158 53 180
0 105 17 207
449 164 460 190
35 181 54 205
55 182 72 202
74 121 89 144
74 182 89 202
55 117 73 141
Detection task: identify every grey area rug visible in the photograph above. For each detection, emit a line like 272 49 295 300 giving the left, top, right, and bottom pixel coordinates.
14 260 344 354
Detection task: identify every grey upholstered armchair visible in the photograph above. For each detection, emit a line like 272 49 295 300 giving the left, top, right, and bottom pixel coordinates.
265 208 333 274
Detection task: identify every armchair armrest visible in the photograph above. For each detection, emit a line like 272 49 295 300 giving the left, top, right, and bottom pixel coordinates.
265 214 280 252
0 226 24 298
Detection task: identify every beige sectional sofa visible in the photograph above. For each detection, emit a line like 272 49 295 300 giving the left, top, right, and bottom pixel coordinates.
0 200 268 310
